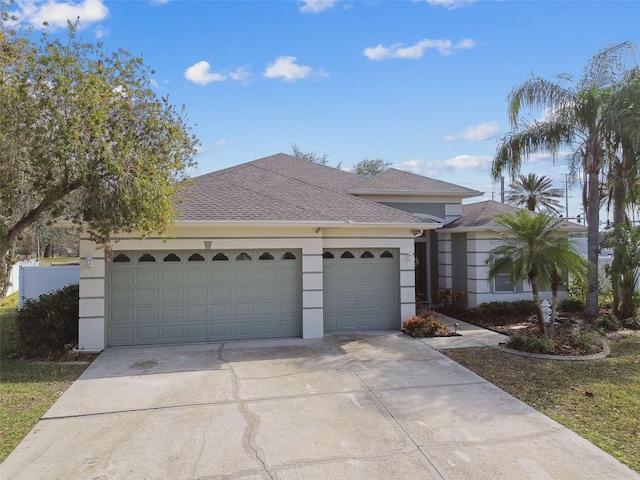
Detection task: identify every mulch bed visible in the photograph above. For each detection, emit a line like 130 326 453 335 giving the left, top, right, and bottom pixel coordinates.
446 310 602 356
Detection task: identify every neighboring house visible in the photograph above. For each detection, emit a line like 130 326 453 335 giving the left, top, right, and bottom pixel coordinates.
77 154 584 351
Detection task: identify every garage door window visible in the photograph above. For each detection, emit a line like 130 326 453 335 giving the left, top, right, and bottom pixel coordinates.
138 253 156 262
113 254 130 263
163 253 181 262
213 253 228 261
188 253 205 262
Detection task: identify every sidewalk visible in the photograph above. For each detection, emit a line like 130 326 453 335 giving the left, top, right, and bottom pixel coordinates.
418 313 509 349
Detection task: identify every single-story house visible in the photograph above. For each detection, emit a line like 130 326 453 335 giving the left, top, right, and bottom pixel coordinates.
77 153 585 351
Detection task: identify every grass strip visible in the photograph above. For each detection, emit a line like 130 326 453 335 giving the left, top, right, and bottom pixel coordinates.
442 335 640 473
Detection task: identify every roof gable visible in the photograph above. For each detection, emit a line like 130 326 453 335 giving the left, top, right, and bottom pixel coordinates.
444 200 586 232
349 168 482 198
177 154 434 226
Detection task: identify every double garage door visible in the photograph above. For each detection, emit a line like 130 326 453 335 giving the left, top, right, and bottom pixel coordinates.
107 249 301 346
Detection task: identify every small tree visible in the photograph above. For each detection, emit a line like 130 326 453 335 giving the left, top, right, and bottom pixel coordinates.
291 143 329 165
485 211 585 337
0 17 199 295
352 157 392 178
601 223 640 319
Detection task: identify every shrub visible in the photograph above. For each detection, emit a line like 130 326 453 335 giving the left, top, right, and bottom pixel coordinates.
571 327 603 354
596 314 621 332
506 335 554 354
402 312 449 337
436 289 464 309
16 284 79 356
558 298 585 313
622 316 640 330
467 300 536 321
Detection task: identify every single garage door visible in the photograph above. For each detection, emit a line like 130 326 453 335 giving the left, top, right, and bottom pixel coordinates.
323 248 399 332
107 249 301 346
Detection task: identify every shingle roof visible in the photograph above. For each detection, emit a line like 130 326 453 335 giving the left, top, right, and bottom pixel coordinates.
349 168 482 197
176 154 433 225
443 200 587 232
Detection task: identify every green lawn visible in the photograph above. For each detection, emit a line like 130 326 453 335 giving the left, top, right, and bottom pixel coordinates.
0 293 91 462
443 335 640 473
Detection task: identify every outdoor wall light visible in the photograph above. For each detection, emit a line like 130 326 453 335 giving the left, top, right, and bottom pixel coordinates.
404 252 415 265
86 256 94 269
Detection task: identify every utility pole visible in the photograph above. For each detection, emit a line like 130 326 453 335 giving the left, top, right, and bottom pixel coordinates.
500 176 505 203
564 173 569 218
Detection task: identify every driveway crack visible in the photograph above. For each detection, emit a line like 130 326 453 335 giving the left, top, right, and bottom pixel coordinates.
240 401 273 480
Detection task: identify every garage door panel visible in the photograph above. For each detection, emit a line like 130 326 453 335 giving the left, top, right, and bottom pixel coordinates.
110 327 133 343
137 288 159 302
161 270 183 284
186 324 207 338
162 305 183 319
111 271 134 286
186 286 208 301
107 249 301 346
185 304 208 319
210 304 231 317
136 326 159 341
210 269 232 284
234 285 255 300
160 325 183 340
187 269 207 283
279 301 298 314
234 322 255 335
111 307 133 322
211 286 232 300
257 302 278 315
234 268 255 282
278 267 298 282
136 271 158 285
234 303 255 316
210 323 232 337
257 285 278 298
324 248 398 332
111 289 133 304
137 306 159 321
162 287 183 302
257 321 277 334
257 268 278 281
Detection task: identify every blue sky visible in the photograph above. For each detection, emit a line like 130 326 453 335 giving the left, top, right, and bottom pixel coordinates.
10 0 640 220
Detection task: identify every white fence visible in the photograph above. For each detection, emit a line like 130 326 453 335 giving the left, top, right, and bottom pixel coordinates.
6 259 39 297
18 265 80 308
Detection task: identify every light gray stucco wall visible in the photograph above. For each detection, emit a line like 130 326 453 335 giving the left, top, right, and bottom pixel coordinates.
451 233 468 309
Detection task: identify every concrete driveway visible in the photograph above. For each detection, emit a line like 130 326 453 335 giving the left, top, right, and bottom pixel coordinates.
2 332 638 480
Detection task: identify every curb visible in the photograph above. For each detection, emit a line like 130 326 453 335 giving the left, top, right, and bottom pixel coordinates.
493 338 610 361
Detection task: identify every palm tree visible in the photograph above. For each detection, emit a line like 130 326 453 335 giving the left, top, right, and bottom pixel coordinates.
492 42 635 320
485 210 586 337
602 68 640 316
506 173 564 213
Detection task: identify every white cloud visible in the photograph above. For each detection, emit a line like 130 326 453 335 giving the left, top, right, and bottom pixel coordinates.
94 24 107 38
16 0 108 29
444 122 501 141
419 0 476 9
228 66 252 84
363 38 475 60
184 61 226 85
395 154 493 176
149 0 170 5
263 56 327 81
299 0 336 13
215 140 228 146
